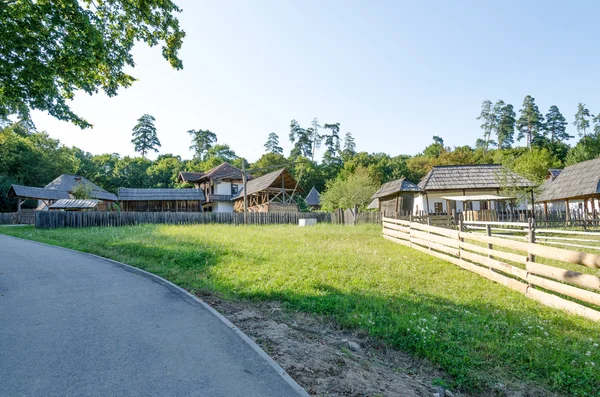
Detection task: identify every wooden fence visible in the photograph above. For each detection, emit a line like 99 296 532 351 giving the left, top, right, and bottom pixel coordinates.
382 216 600 322
36 211 333 229
0 213 17 225
332 208 382 225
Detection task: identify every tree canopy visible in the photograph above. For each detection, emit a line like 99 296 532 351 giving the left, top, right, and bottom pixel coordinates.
131 114 160 157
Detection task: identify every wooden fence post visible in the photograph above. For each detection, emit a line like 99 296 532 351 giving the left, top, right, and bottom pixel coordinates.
528 217 536 263
486 224 492 259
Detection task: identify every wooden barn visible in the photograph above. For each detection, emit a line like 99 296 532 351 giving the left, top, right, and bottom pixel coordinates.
371 177 422 214
232 168 302 213
118 188 205 212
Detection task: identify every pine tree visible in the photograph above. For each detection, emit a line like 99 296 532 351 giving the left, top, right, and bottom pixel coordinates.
494 100 515 149
264 132 283 155
544 105 571 142
342 132 356 160
289 119 313 158
516 95 544 150
305 117 322 162
573 103 592 138
131 114 160 158
476 100 496 153
322 122 342 167
188 129 217 160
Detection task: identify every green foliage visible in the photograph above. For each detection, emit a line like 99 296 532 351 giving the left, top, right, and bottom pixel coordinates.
289 119 313 159
512 148 561 185
0 0 184 128
251 153 288 176
544 105 571 143
320 167 378 210
131 114 160 157
3 224 599 396
71 182 93 199
423 136 445 158
476 100 497 152
188 129 217 160
516 95 544 149
341 132 356 161
495 101 516 149
263 132 283 155
573 103 592 138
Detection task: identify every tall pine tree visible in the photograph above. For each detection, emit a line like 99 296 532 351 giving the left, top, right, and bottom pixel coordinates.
289 119 313 158
131 114 160 158
188 129 217 160
476 100 496 153
342 132 356 160
544 105 571 143
516 95 544 150
573 103 592 138
264 132 283 154
494 100 515 149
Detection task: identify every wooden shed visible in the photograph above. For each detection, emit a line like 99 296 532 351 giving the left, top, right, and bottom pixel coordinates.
118 188 205 212
371 177 422 214
232 168 302 213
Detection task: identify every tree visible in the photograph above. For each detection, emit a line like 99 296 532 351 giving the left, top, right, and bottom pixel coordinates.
147 154 183 188
544 105 571 143
320 167 378 211
495 101 515 149
423 136 445 158
264 132 283 155
131 114 160 157
188 129 217 160
512 148 561 185
516 95 544 150
71 182 94 199
342 132 356 160
289 120 312 158
573 103 592 138
0 1 185 128
476 100 497 153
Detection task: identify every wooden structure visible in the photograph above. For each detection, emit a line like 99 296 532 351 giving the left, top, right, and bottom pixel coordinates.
118 188 205 212
372 177 422 214
416 164 534 214
49 199 99 211
305 186 321 210
382 217 600 322
232 168 302 213
536 158 600 225
178 162 252 212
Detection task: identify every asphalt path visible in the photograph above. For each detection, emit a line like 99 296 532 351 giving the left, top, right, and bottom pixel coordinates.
0 235 307 397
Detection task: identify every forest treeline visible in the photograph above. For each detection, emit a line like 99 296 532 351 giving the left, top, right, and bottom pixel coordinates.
2 95 600 211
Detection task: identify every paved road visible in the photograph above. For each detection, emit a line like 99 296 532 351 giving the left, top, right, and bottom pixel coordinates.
0 235 306 397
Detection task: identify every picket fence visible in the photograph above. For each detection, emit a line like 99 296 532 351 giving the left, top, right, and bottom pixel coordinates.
382 216 600 322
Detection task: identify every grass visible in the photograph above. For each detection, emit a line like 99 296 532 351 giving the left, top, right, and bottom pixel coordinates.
1 224 599 395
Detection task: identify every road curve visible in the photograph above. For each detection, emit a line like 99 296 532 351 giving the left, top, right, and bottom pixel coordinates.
0 235 307 397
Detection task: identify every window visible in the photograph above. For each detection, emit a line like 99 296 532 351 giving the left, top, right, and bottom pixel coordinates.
434 202 444 214
480 201 489 210
231 184 238 195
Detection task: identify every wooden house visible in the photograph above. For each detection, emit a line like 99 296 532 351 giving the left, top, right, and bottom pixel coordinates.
305 187 321 210
118 188 205 212
178 162 252 212
415 164 534 214
232 168 302 213
536 158 600 219
371 177 422 214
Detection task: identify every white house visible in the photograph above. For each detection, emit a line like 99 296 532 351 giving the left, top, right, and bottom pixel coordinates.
413 164 535 214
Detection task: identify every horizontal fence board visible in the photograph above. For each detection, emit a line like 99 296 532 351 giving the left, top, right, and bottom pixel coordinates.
458 240 528 265
411 222 460 239
382 216 410 226
382 222 411 233
527 287 600 322
460 250 528 280
526 262 600 291
409 236 460 257
383 234 411 247
410 229 460 248
527 274 600 307
382 228 410 241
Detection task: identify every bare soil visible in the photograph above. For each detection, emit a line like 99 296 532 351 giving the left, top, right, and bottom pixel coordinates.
200 294 559 397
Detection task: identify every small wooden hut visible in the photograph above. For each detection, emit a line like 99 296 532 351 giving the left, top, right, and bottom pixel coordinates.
232 168 302 213
118 188 205 212
305 187 321 210
371 177 422 214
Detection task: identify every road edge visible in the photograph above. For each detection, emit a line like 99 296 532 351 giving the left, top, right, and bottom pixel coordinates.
0 234 311 397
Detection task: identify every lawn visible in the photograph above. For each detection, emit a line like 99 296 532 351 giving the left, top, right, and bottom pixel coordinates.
2 224 599 395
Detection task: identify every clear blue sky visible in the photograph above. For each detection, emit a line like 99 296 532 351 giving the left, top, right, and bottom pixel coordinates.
30 0 600 162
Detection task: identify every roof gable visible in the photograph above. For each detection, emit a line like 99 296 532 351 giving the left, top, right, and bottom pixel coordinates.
418 164 534 191
233 168 301 198
305 187 321 206
9 185 71 200
372 178 422 199
537 158 600 202
44 174 117 201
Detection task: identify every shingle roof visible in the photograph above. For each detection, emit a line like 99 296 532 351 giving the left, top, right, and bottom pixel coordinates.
44 174 117 201
537 158 600 202
49 199 99 209
233 168 302 199
418 164 534 191
548 169 562 179
8 185 70 200
179 171 204 183
372 177 422 199
367 198 379 209
118 188 206 201
178 163 253 184
305 187 321 206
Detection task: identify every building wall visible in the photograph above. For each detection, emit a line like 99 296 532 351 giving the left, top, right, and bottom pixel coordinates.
203 201 235 213
413 189 530 214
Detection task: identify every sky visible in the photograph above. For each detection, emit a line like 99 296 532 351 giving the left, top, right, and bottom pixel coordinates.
29 0 600 162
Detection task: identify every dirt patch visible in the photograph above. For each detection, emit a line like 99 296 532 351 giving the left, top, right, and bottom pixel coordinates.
200 294 559 397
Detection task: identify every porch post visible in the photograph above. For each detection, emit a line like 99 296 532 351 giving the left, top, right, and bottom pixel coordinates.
565 199 570 227
17 198 22 223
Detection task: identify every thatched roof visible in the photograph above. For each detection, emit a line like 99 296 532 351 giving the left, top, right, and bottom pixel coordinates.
418 164 534 191
49 199 99 209
305 187 320 206
233 168 302 199
8 185 70 200
118 188 206 201
372 177 422 199
44 174 117 201
537 158 600 202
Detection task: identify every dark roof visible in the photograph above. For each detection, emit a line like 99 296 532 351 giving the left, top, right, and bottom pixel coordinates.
233 168 302 199
418 164 534 191
537 158 600 202
372 177 422 199
305 187 321 206
49 199 99 209
118 188 206 201
44 174 117 201
8 185 70 200
179 171 204 183
547 169 562 180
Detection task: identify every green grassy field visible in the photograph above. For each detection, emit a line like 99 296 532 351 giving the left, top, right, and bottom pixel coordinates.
2 224 599 395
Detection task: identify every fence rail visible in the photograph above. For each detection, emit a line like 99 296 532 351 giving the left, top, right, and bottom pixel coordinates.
382 216 600 322
36 211 334 229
